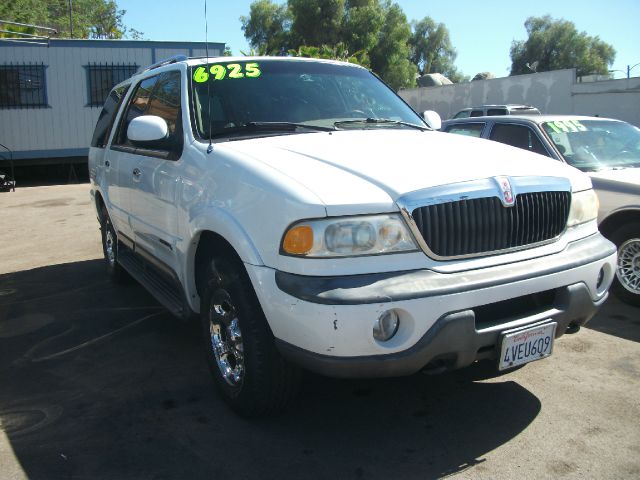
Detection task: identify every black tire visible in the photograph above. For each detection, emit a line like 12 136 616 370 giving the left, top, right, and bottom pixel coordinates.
99 205 129 283
609 223 640 307
200 256 301 417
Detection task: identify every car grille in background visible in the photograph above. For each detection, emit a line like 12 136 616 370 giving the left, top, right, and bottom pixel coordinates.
412 191 571 258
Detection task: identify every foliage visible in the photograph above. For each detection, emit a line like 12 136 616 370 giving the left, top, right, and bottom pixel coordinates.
289 0 345 48
510 15 615 77
368 1 416 90
288 42 369 67
0 0 142 40
240 0 482 89
223 45 233 56
240 0 291 55
410 17 455 76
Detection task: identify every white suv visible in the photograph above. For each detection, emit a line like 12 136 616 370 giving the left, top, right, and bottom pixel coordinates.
89 56 616 416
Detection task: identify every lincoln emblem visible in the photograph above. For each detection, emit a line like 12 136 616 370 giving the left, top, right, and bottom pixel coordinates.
495 176 515 207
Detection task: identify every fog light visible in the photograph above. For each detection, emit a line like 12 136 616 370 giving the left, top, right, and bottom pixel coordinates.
373 310 399 342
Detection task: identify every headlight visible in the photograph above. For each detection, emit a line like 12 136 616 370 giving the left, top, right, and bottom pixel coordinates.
281 214 418 257
567 189 599 227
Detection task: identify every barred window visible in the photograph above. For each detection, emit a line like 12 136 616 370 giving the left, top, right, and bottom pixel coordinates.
86 63 138 107
0 63 47 108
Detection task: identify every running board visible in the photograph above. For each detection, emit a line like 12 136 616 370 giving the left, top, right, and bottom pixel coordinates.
117 243 191 319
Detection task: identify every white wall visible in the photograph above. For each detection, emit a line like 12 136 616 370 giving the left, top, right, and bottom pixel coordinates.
399 69 640 127
0 39 223 161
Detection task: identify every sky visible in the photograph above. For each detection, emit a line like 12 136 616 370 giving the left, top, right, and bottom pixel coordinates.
118 0 639 79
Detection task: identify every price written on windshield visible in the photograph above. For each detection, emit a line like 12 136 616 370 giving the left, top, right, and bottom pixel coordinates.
193 63 262 83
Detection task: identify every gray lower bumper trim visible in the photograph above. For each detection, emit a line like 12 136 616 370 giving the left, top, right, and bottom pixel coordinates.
275 234 615 305
276 283 606 378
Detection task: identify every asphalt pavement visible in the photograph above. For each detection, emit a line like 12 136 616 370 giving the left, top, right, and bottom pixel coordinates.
0 184 638 480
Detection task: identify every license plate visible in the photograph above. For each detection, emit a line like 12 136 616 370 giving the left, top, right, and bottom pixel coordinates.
498 322 557 371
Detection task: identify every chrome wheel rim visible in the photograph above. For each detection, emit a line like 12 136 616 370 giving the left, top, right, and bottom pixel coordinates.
616 238 640 295
105 227 116 267
209 289 244 386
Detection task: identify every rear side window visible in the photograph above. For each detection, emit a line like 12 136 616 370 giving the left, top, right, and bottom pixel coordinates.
90 84 130 148
445 123 485 137
469 110 484 117
487 108 507 116
489 123 548 155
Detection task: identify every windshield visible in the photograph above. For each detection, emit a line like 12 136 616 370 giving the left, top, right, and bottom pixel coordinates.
542 119 640 172
189 59 424 139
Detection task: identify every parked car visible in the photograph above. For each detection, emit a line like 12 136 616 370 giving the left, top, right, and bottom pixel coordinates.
89 56 616 416
451 104 541 119
442 114 640 305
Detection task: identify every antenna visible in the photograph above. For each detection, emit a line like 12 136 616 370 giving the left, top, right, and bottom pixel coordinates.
205 0 213 153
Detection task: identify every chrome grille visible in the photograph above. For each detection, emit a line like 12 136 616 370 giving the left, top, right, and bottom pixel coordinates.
411 191 571 258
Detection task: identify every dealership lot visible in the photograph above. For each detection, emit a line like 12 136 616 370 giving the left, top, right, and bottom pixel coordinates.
1 184 639 480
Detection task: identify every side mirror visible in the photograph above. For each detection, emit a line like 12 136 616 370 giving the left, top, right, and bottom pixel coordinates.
422 110 442 130
127 115 168 143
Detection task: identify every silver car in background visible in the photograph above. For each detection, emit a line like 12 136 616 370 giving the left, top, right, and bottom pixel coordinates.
442 115 640 306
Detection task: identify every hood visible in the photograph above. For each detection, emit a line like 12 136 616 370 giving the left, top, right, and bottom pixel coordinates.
589 168 640 190
221 129 591 214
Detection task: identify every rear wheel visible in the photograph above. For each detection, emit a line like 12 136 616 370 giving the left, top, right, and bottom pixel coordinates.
610 223 640 306
200 256 301 417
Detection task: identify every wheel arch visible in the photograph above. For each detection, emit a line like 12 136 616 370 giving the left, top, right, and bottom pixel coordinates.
184 214 265 312
599 208 640 240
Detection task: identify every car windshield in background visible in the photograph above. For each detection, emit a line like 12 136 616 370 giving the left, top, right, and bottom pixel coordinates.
543 119 640 172
189 60 425 140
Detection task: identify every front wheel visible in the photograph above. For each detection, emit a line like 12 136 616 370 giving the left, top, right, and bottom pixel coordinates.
99 205 128 283
610 223 640 306
200 257 301 417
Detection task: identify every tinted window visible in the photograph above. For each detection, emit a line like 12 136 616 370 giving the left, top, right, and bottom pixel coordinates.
487 108 507 116
146 71 182 146
90 84 130 148
114 75 157 146
470 110 484 117
453 110 470 119
445 123 485 137
113 71 183 158
190 60 424 139
489 124 547 155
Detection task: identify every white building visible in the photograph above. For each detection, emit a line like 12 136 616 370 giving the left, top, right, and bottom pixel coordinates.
0 39 225 165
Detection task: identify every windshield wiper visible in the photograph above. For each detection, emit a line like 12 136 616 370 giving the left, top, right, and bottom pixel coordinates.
211 121 335 139
334 118 429 131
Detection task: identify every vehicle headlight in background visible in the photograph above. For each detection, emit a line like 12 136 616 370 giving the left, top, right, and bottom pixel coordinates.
567 189 599 227
282 214 418 257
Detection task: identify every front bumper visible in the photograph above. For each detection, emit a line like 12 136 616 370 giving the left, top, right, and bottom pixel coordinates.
245 233 616 378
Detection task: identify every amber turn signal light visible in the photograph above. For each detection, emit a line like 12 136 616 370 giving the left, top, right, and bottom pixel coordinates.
283 225 313 255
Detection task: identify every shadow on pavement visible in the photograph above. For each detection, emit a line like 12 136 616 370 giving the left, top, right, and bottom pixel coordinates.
0 260 541 479
585 295 640 343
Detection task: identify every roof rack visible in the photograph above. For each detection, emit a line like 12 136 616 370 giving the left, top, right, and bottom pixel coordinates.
143 54 188 73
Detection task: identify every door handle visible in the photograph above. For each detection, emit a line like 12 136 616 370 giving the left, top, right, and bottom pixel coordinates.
104 160 110 168
132 168 141 177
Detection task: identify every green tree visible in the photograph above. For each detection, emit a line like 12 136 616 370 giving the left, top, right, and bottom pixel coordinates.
510 15 616 77
288 0 344 48
240 0 291 55
410 16 465 82
241 0 472 89
0 0 141 39
369 1 416 90
341 0 384 54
